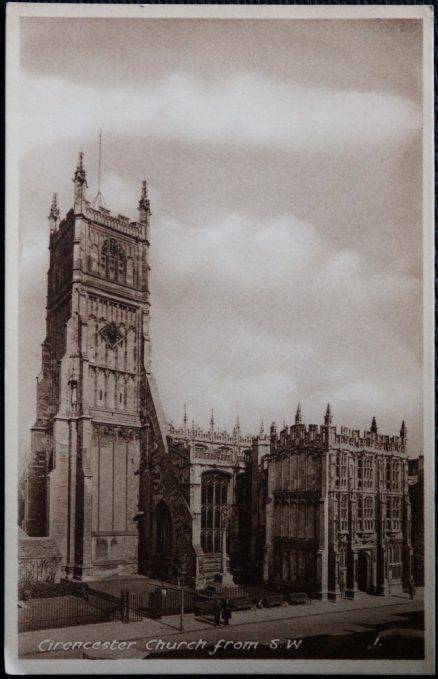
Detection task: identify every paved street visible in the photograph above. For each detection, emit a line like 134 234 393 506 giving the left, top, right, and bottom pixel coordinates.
19 589 424 660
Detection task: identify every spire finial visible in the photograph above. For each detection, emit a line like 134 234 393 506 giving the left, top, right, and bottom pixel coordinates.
210 409 215 430
324 403 333 426
370 416 378 434
236 414 240 430
270 421 277 438
73 150 88 210
260 419 264 436
400 420 407 442
295 402 302 425
138 179 151 221
49 192 60 218
74 150 87 183
48 192 60 232
183 404 187 425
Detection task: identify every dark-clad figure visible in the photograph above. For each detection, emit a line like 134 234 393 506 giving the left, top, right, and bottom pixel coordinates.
213 598 221 627
409 579 416 600
222 597 232 626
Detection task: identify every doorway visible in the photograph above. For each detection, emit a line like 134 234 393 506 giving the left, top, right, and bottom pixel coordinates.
358 551 369 592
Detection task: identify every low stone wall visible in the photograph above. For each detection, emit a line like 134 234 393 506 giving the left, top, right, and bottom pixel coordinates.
18 531 63 589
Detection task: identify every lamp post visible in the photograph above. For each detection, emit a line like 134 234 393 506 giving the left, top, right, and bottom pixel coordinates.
220 504 234 586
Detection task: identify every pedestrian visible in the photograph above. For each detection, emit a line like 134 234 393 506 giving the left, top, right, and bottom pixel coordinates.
213 598 221 627
222 597 232 626
339 572 345 599
409 579 416 600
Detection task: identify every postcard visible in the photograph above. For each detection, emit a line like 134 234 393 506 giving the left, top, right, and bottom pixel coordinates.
5 3 434 675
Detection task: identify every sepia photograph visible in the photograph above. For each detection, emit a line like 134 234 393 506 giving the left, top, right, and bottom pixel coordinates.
5 3 434 675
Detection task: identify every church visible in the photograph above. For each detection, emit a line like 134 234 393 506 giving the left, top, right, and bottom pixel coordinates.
23 153 414 596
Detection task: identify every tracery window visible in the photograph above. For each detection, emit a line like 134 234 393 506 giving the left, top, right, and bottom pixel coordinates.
201 472 229 553
357 457 363 488
392 496 401 531
339 494 348 532
340 454 348 487
364 496 374 531
392 461 401 491
364 457 373 489
100 238 126 282
357 496 363 531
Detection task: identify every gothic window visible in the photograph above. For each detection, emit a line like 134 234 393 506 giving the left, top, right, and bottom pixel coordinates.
392 461 400 491
340 454 348 487
357 457 363 488
339 494 348 532
392 496 401 531
335 454 340 487
200 472 229 554
357 496 363 531
99 238 126 283
155 502 172 555
364 457 373 489
364 496 374 531
386 460 392 491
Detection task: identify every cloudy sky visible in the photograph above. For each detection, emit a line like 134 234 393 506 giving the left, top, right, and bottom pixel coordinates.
18 17 423 456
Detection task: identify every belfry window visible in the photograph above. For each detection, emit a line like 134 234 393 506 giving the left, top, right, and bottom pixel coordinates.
201 472 229 553
100 238 126 282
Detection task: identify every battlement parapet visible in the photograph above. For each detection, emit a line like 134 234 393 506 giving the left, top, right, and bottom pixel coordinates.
271 422 405 454
169 422 254 447
84 204 142 239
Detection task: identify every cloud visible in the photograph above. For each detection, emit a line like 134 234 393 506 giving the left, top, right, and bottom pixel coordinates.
19 71 421 154
150 212 421 442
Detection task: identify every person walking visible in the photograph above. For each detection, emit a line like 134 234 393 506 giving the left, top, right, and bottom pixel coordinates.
409 578 416 600
213 598 221 627
339 572 346 600
222 597 232 626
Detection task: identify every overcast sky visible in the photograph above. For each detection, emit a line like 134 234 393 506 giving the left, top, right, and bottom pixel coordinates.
18 17 423 457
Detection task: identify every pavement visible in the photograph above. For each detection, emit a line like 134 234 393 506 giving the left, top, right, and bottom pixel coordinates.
18 587 424 660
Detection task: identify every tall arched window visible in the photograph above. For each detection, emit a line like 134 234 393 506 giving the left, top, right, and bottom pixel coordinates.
364 496 374 531
201 472 229 553
155 501 172 555
100 238 126 282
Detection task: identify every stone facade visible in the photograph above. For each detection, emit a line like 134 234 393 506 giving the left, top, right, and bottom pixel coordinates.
166 413 256 586
24 154 416 594
24 154 195 581
257 405 412 599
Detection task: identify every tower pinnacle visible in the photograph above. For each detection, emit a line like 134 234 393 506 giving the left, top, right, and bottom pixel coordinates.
370 416 378 435
48 193 60 233
295 402 303 425
400 420 407 444
73 151 88 211
324 403 333 426
138 180 151 221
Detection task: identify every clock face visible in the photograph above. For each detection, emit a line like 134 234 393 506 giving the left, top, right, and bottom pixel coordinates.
99 321 125 349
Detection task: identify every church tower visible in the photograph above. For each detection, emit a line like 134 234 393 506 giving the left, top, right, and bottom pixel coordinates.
25 152 167 578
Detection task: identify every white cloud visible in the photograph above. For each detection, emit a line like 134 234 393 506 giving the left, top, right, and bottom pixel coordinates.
19 71 421 154
149 211 421 443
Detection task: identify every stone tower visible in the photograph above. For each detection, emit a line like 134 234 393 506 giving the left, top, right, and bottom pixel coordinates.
25 153 169 578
